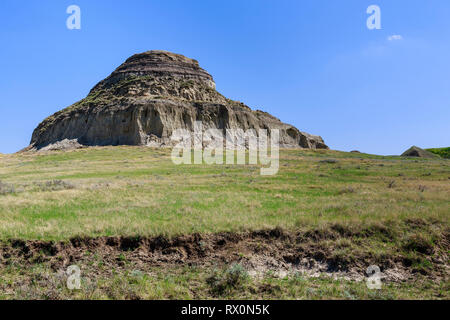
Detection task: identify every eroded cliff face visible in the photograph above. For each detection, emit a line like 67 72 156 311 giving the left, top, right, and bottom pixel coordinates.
30 50 328 151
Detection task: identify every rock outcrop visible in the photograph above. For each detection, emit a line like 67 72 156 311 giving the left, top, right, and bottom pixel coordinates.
29 51 328 150
401 146 439 158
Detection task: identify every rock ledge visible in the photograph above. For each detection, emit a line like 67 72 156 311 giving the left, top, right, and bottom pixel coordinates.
29 51 328 151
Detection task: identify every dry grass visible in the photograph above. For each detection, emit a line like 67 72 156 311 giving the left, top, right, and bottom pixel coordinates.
0 146 448 240
0 146 449 299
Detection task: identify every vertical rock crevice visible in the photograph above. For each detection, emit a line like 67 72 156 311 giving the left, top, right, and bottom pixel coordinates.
29 50 328 151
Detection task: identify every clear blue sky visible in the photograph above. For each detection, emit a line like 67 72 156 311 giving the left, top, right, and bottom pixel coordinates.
1 0 449 154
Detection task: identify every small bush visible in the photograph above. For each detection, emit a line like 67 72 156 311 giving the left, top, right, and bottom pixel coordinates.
35 180 75 192
338 186 356 195
319 159 339 164
0 181 15 195
206 264 249 296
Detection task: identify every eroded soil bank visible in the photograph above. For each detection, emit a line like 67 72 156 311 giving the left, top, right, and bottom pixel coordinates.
1 227 448 289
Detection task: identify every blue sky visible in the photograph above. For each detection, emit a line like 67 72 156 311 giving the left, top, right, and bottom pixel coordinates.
0 0 449 154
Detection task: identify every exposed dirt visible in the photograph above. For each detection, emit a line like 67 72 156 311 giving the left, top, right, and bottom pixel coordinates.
1 228 448 284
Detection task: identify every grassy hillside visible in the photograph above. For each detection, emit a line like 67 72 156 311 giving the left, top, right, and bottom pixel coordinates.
426 147 450 159
0 147 448 299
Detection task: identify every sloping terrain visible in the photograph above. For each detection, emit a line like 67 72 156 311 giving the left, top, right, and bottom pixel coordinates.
0 147 448 299
427 147 450 159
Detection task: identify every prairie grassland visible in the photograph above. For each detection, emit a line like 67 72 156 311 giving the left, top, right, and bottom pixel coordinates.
0 147 448 240
0 263 447 300
0 147 448 299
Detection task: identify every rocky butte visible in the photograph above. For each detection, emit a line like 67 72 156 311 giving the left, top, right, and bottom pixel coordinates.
28 51 328 151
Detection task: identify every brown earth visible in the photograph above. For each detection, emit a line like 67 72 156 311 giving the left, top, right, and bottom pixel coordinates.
401 146 439 158
1 227 448 283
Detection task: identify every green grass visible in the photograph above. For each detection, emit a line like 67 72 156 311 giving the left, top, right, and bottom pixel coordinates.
0 263 446 300
0 147 448 240
426 147 450 159
0 146 448 299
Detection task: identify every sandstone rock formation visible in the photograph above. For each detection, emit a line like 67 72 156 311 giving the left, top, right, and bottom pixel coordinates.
401 146 439 158
29 51 328 151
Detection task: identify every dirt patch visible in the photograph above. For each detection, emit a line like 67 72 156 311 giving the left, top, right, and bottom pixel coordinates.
1 228 448 284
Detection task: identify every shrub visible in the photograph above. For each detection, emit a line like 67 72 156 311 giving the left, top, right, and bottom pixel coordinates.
0 181 15 195
319 159 339 164
338 186 356 195
35 180 75 191
206 264 249 296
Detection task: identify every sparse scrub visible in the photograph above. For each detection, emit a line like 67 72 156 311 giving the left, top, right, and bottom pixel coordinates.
0 181 15 195
319 159 339 164
338 186 356 195
207 264 249 296
34 180 75 192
